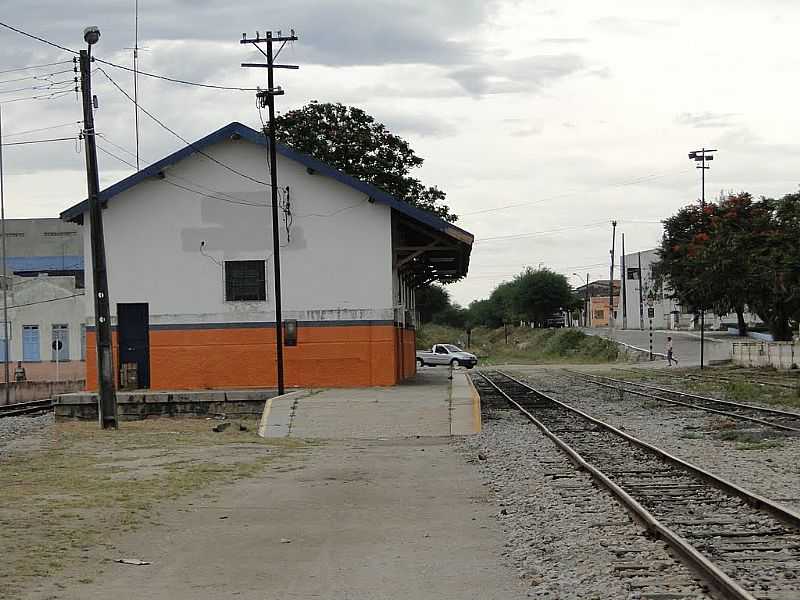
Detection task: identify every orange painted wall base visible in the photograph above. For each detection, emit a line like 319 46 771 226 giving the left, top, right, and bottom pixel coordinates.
85 323 416 391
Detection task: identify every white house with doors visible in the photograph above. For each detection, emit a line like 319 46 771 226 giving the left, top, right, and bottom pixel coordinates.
61 122 472 391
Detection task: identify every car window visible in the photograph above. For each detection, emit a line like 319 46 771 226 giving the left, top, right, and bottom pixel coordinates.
443 344 462 352
435 345 448 354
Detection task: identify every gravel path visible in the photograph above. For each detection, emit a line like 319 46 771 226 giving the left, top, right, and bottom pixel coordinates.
0 413 53 453
461 410 710 599
512 369 800 512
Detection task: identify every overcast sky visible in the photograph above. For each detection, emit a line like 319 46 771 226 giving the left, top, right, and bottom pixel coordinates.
1 1 798 306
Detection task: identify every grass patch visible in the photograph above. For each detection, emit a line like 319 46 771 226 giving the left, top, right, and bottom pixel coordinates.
0 419 307 597
736 439 784 450
417 324 618 365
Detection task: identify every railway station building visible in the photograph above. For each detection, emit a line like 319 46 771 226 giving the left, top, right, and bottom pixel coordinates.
61 122 472 390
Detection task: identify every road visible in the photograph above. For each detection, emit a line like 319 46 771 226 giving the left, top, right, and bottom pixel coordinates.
583 327 733 367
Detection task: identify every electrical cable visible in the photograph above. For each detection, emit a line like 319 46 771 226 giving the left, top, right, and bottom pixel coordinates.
0 60 73 75
95 143 268 207
6 292 84 310
0 89 74 105
0 68 74 86
2 121 82 139
97 68 272 187
0 21 257 91
461 168 693 217
95 133 269 206
1 136 78 147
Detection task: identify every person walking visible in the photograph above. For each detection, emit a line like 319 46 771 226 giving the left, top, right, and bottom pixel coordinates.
665 336 678 366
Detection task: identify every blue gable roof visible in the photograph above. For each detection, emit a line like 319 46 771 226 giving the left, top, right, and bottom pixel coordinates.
59 122 473 247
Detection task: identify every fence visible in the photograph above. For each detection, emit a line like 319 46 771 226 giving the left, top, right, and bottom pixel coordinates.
0 380 85 407
731 341 799 370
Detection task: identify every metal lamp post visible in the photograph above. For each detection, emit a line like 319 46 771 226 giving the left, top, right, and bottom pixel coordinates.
688 148 717 371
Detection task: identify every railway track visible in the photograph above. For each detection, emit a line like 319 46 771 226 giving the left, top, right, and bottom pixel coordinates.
615 366 800 392
0 398 53 418
474 369 800 600
566 370 800 433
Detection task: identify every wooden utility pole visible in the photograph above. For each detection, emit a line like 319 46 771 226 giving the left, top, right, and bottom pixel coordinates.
241 30 298 395
609 220 617 331
80 27 118 428
0 106 10 402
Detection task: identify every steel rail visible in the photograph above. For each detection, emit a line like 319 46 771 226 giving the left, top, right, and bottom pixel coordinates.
475 370 758 600
570 370 800 423
491 370 800 527
0 398 53 418
564 369 800 433
476 369 800 600
615 366 799 391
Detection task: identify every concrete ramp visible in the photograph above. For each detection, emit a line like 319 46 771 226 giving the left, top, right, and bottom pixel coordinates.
259 369 480 439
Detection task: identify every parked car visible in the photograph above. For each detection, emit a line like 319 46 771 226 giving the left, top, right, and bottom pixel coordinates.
416 344 478 369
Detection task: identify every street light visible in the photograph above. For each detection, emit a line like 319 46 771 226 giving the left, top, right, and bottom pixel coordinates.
688 148 717 370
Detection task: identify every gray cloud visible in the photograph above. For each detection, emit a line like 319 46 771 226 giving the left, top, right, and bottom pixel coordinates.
676 112 740 128
1 0 500 68
541 37 588 44
448 53 586 96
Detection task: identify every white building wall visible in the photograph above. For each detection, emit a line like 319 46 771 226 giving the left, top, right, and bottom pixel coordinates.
623 248 762 331
4 275 85 362
81 138 395 325
622 249 686 330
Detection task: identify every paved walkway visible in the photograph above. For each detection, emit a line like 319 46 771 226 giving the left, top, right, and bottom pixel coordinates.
260 368 479 439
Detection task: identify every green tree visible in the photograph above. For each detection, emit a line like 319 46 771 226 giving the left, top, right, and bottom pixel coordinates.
748 193 800 340
510 267 575 327
415 284 451 324
273 102 456 222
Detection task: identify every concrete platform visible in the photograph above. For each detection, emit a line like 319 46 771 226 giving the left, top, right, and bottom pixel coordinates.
55 388 279 421
259 368 480 439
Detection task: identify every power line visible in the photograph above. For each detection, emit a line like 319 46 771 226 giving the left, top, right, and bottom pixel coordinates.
0 89 74 105
0 60 73 75
95 133 269 206
0 21 77 54
461 168 693 217
0 21 257 92
97 68 272 187
95 142 268 207
5 292 84 310
0 68 75 85
2 121 82 139
1 136 78 146
475 221 608 243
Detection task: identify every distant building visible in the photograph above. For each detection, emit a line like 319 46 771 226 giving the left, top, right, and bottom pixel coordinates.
61 122 472 391
0 275 85 382
621 248 761 331
2 218 83 286
574 280 620 327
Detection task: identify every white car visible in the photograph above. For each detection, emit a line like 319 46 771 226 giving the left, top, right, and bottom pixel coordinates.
416 344 478 369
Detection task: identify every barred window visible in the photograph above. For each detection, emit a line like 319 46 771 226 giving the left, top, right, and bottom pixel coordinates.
225 260 266 302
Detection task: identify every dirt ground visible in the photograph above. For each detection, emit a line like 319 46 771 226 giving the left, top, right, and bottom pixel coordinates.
1 418 306 599
8 422 521 600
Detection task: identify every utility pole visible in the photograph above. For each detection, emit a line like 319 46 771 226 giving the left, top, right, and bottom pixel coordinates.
689 148 717 370
609 220 617 332
637 252 644 330
0 106 10 402
241 30 298 395
621 233 627 329
585 273 589 327
80 27 118 428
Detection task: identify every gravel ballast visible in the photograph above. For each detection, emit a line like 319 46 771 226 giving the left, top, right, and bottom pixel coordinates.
0 412 53 451
462 409 710 599
512 369 800 512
